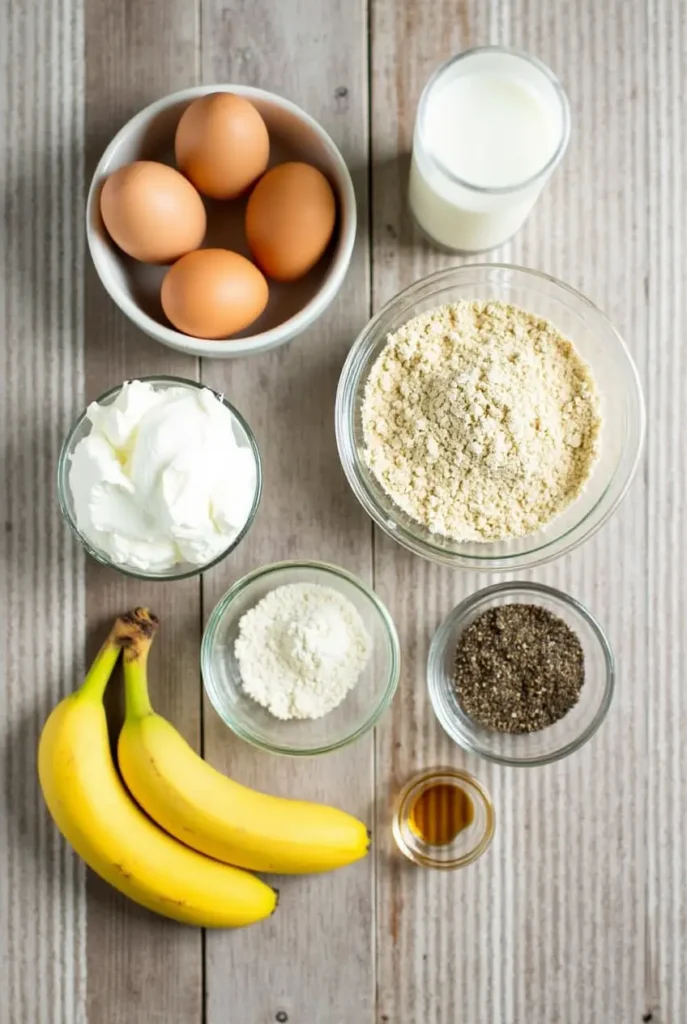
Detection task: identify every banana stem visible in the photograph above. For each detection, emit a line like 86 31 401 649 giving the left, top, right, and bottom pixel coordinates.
79 609 159 706
119 608 159 720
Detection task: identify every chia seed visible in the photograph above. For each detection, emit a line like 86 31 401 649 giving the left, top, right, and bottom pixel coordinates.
453 603 585 733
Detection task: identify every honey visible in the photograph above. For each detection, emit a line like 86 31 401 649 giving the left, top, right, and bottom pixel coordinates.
393 767 494 868
408 782 474 846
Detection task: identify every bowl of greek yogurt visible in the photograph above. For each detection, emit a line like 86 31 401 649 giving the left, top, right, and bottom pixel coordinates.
57 375 262 579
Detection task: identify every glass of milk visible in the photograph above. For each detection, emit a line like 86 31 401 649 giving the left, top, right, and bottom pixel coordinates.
408 47 571 253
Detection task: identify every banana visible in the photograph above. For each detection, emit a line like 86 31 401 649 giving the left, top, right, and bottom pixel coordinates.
38 609 277 928
117 633 370 874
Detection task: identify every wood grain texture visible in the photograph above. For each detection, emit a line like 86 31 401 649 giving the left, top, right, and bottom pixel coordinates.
82 2 203 1022
1 0 685 1020
647 3 687 1022
0 0 87 1021
198 2 373 1022
370 2 651 1022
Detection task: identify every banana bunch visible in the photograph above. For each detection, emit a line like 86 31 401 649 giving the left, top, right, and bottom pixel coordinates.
38 608 369 928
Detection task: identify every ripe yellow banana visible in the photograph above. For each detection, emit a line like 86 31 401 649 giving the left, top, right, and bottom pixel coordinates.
38 609 277 928
118 633 370 874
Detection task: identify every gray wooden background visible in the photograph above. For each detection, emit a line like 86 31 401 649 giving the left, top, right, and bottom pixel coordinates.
0 1 683 1022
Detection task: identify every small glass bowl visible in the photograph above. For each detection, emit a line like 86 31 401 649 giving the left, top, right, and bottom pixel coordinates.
393 767 495 869
335 264 645 571
57 375 262 581
202 560 401 756
427 582 615 767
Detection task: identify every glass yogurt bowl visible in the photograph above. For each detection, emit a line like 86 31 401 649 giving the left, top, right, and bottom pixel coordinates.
57 375 262 581
335 264 645 571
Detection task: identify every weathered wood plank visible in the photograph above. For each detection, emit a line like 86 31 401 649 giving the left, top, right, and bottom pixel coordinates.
3 0 685 1020
82 2 203 1022
370 2 650 1022
647 2 687 1021
0 0 87 1020
198 2 373 1022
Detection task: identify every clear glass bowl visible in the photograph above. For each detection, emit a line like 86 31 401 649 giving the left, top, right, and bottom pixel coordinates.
57 375 262 581
202 560 400 756
427 581 615 767
335 264 645 571
392 766 495 869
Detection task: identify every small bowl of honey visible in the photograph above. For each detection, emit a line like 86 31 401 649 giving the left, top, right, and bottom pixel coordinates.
392 767 495 869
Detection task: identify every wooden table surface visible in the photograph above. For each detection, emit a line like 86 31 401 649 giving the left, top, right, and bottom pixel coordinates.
1 1 684 1022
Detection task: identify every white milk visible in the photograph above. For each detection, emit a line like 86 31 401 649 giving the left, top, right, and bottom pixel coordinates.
409 48 570 252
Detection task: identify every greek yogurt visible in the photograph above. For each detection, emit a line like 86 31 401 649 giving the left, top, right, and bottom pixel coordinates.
68 380 257 572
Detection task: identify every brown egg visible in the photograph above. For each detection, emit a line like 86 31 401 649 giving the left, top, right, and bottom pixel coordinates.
161 249 269 339
245 162 336 281
175 93 270 200
100 161 206 263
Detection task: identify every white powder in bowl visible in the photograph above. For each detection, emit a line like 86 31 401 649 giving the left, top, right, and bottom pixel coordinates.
234 582 372 720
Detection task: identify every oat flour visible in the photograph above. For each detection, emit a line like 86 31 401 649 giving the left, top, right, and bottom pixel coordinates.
362 301 601 542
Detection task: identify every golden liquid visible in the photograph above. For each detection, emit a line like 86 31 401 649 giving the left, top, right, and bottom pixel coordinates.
408 782 475 846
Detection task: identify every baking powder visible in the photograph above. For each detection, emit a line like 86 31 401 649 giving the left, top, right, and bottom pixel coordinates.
234 583 372 720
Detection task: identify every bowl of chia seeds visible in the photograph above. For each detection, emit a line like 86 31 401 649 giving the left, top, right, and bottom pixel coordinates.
427 581 615 766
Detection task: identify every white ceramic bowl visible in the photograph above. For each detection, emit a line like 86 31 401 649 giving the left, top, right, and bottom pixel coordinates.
86 85 357 358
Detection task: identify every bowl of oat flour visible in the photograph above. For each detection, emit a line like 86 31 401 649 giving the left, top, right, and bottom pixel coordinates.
201 561 400 755
336 264 645 571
